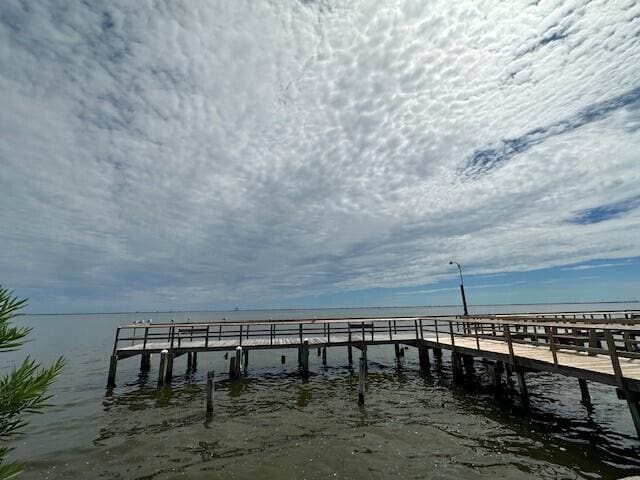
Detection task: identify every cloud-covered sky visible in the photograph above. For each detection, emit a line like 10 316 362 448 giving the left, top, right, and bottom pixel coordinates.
1 0 639 313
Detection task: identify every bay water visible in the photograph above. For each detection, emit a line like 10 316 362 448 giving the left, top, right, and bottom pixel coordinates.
5 303 640 479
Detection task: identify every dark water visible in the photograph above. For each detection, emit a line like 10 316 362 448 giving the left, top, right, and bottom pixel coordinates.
5 304 640 479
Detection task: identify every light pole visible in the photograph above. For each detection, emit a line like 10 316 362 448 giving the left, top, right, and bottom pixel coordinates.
449 260 469 316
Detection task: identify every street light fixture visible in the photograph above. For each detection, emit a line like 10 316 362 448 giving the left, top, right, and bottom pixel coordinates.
449 260 469 316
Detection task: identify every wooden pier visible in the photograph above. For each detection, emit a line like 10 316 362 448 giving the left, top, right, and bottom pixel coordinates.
107 309 640 438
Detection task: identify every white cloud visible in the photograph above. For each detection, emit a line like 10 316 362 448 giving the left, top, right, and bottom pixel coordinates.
1 0 639 311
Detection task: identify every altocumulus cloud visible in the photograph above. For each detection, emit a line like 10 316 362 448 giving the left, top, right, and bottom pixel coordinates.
1 0 639 311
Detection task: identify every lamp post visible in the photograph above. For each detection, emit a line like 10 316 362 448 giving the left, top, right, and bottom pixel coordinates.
449 260 469 316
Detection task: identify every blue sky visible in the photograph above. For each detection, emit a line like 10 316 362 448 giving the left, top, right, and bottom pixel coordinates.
1 1 639 314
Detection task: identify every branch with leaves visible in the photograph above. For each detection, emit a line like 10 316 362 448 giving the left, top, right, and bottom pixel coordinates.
0 287 64 479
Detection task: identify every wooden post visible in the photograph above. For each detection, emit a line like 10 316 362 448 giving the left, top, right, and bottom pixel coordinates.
281 354 286 364
235 346 242 379
165 352 174 384
418 345 430 371
157 349 168 387
192 352 198 371
206 371 214 416
229 356 236 379
140 352 151 372
627 393 640 439
187 352 193 371
317 347 321 357
301 339 310 377
504 324 515 365
432 347 442 359
107 355 118 388
516 368 529 405
489 361 502 391
451 351 463 379
358 355 366 406
348 345 353 365
322 347 327 367
243 349 249 374
462 354 474 374
578 379 591 404
547 326 558 366
394 343 401 361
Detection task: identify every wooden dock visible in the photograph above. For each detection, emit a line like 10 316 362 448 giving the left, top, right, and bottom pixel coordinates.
107 309 640 438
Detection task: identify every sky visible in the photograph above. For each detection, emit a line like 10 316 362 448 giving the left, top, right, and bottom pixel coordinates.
1 0 639 314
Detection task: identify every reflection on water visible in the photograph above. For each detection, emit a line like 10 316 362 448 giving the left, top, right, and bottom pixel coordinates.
8 305 640 479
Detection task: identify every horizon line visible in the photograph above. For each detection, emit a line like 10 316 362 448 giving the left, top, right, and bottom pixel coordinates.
21 299 640 317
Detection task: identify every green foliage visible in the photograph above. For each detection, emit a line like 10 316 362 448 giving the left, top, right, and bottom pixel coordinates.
0 286 64 479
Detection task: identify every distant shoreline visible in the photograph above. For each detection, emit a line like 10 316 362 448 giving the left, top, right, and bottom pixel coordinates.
22 300 639 316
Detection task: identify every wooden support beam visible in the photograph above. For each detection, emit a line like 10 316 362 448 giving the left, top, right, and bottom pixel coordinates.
301 339 310 377
432 347 442 359
578 379 591 404
157 350 168 387
451 351 463 379
229 356 236 380
234 346 242 379
488 362 502 391
394 343 401 360
347 344 353 365
107 355 118 388
187 352 193 371
140 352 151 372
516 368 529 405
462 354 474 374
206 371 214 416
281 354 286 365
192 352 198 371
627 393 640 439
418 345 430 371
322 347 327 367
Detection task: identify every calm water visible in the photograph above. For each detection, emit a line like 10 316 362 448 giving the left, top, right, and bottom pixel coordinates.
5 304 640 479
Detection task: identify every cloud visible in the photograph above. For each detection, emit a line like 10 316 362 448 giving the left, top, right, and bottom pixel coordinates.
1 0 639 311
561 261 634 271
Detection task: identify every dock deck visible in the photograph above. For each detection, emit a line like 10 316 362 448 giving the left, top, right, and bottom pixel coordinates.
107 309 640 437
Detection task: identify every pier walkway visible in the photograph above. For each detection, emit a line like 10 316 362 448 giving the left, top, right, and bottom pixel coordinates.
107 309 640 438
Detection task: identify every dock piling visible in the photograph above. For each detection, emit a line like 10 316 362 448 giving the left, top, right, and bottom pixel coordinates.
348 345 353 366
157 350 168 387
301 339 310 376
229 357 236 379
192 352 198 371
140 352 151 372
281 354 286 365
107 355 118 388
206 371 214 416
234 347 242 379
578 379 591 404
243 349 249 374
358 354 366 405
489 361 503 391
322 347 327 367
516 368 529 405
418 345 430 371
451 351 463 379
